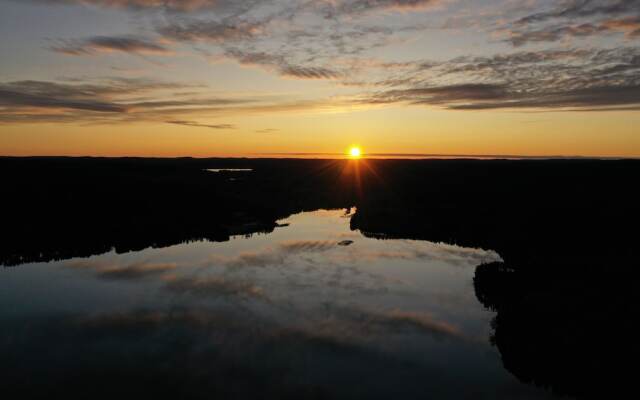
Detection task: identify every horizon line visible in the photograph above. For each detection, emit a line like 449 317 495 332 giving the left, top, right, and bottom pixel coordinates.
252 152 640 160
1 153 639 160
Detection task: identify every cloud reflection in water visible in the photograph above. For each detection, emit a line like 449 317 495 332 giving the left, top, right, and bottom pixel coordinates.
0 209 554 399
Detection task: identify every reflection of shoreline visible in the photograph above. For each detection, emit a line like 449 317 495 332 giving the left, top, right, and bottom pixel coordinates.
1 218 278 267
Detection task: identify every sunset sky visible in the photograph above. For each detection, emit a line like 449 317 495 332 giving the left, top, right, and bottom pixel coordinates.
1 0 639 157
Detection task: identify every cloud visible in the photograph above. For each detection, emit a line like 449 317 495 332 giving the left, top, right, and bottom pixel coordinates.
0 77 208 119
506 23 605 46
6 0 640 121
31 0 446 17
366 82 640 111
320 0 445 18
504 0 640 46
0 78 186 114
506 18 640 46
601 16 640 37
280 66 343 80
355 46 640 111
370 84 509 105
27 0 246 12
515 0 638 25
224 49 343 80
0 78 337 124
4 43 640 124
158 19 267 43
166 120 236 129
448 84 640 111
146 1 415 79
35 0 421 86
0 84 127 113
50 35 171 56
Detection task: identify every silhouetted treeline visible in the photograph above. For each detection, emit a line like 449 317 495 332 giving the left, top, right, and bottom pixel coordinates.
1 157 357 266
4 157 639 270
473 261 640 398
350 158 639 271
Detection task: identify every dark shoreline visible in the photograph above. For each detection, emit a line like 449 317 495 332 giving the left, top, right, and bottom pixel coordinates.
3 156 638 267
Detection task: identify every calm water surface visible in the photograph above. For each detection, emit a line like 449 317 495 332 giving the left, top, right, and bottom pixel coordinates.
0 209 559 399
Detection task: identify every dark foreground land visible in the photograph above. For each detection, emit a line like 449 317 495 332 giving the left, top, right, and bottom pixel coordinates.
2 156 639 399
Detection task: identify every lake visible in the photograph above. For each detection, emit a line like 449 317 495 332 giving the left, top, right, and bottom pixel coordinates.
1 208 562 399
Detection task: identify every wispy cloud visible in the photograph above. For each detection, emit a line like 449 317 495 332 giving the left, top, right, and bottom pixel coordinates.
503 0 640 46
28 0 251 12
316 0 446 19
166 120 235 129
355 47 640 111
49 35 171 56
8 0 640 121
158 18 267 43
0 78 346 124
224 49 343 80
505 18 640 46
515 0 638 25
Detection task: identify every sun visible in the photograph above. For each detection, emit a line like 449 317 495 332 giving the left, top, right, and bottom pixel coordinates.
349 147 362 158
